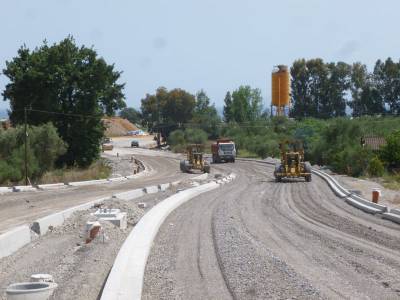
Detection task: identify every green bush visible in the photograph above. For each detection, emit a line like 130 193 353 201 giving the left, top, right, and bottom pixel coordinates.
380 130 400 169
0 123 66 184
184 128 207 144
367 157 385 177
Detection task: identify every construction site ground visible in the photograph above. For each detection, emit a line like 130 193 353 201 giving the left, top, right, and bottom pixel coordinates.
1 142 400 299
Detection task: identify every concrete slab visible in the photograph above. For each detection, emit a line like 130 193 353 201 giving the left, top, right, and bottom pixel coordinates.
99 213 127 229
0 225 31 259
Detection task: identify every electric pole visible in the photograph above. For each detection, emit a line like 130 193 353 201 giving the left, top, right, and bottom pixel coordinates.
24 107 28 186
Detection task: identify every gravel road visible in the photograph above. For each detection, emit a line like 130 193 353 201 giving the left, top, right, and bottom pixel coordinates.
0 148 214 234
143 160 400 299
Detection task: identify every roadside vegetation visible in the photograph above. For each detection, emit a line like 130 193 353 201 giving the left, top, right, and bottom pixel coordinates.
1 37 124 185
2 36 400 187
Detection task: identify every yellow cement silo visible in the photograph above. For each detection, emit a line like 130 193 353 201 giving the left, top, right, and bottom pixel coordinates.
271 65 290 116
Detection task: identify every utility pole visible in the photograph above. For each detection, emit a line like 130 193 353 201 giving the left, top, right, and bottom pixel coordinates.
24 107 28 186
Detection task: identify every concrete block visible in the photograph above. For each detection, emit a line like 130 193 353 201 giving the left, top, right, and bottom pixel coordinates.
31 212 65 235
114 189 144 201
13 185 37 192
144 185 158 194
94 209 127 229
138 203 147 209
344 197 383 215
0 225 31 259
37 183 67 190
68 179 109 187
0 187 13 194
108 177 128 183
158 183 170 192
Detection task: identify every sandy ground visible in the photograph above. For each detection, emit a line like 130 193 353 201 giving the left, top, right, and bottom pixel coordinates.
333 174 400 209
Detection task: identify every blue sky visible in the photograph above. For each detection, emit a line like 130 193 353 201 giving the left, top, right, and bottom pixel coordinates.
1 0 399 112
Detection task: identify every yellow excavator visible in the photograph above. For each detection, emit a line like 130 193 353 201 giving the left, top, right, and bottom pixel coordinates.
274 140 312 182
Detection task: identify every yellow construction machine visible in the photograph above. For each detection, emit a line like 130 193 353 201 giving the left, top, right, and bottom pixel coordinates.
180 144 210 173
274 140 311 182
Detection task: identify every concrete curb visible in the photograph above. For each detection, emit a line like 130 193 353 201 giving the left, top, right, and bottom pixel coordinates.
0 225 31 259
2 157 146 193
382 208 400 224
100 180 223 300
0 187 13 194
144 185 158 194
13 185 37 192
158 183 170 192
31 197 110 235
108 177 128 183
68 179 110 187
37 183 68 190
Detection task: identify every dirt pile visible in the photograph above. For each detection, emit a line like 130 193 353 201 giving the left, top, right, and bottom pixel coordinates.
102 117 139 137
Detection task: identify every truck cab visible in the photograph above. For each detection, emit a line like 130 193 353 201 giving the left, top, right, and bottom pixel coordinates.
211 139 236 163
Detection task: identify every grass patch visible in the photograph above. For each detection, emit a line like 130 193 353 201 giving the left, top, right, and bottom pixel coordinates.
38 159 112 184
381 172 400 190
237 149 260 159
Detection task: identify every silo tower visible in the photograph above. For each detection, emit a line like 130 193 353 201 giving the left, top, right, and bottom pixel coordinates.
271 65 290 116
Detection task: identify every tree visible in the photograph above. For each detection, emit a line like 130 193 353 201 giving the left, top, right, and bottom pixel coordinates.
230 86 263 123
290 59 311 118
119 107 141 125
2 37 126 167
191 90 221 138
223 92 233 122
373 58 400 115
140 87 195 131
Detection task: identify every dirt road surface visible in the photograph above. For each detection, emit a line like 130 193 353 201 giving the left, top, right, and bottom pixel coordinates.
143 161 400 299
0 147 212 234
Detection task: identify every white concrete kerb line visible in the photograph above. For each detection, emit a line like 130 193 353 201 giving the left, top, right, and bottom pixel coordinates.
101 176 234 300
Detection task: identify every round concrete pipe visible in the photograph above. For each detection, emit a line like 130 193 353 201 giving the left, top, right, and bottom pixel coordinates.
6 282 57 300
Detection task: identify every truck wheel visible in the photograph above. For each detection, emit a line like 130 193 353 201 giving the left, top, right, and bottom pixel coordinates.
305 175 312 182
275 176 282 182
204 163 210 173
232 158 235 163
180 160 186 172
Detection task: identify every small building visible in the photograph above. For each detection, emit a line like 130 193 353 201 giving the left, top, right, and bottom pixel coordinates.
360 136 386 151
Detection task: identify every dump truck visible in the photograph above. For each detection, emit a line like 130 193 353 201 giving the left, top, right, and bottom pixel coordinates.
180 144 210 173
211 139 236 163
274 140 311 182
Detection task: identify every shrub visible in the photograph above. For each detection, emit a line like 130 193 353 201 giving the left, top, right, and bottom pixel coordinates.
0 123 66 184
380 130 400 169
367 157 385 177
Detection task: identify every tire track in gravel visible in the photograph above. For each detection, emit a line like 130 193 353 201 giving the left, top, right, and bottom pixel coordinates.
143 161 400 299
